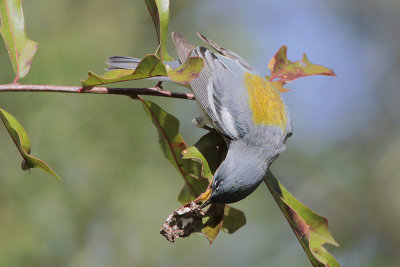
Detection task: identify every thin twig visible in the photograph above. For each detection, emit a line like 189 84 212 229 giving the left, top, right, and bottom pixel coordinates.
0 84 195 100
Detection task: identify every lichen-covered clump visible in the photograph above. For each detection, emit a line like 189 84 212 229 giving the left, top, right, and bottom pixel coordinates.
160 202 205 242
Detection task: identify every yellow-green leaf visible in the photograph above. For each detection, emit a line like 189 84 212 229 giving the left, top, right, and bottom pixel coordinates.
181 146 212 181
0 108 60 180
264 171 339 267
82 55 167 88
221 205 246 234
166 56 204 85
201 203 225 244
83 54 202 88
0 0 38 81
181 141 246 242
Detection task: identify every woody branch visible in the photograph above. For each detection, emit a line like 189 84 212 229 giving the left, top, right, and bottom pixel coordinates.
0 84 195 100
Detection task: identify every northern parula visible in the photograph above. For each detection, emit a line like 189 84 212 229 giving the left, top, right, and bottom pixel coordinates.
107 32 293 206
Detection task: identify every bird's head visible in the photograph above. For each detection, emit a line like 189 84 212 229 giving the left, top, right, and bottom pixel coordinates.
201 142 269 207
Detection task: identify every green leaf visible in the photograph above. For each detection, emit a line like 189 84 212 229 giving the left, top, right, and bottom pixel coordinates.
193 131 227 173
178 145 211 203
264 171 339 267
82 55 203 88
181 139 246 241
267 46 336 83
166 56 204 85
0 0 38 81
81 55 167 88
221 205 246 234
201 203 225 244
140 100 209 203
181 145 224 244
145 0 173 61
181 146 212 180
0 108 61 180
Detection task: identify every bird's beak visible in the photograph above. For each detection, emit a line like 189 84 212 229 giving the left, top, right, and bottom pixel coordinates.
197 186 213 209
200 197 212 209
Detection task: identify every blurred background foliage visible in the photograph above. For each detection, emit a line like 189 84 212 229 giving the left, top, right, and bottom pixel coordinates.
0 0 399 266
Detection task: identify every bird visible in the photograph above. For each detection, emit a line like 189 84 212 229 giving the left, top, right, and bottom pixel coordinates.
107 32 293 206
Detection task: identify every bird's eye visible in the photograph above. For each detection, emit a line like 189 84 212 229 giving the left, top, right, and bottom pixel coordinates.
213 179 222 191
216 181 223 191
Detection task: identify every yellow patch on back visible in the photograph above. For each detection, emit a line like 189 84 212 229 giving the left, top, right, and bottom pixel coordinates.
244 72 287 131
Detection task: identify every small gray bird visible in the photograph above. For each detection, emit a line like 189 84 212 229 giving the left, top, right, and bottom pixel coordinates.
107 32 293 206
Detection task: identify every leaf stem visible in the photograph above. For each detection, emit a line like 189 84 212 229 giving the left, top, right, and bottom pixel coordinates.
0 84 195 100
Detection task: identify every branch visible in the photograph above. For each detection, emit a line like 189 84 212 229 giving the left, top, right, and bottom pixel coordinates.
0 84 195 100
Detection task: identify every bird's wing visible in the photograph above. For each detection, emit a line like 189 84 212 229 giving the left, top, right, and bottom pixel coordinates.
196 32 256 73
172 32 251 140
190 47 251 139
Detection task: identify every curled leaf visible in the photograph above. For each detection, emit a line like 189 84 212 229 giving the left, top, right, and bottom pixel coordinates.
145 0 173 61
264 171 339 267
182 146 212 181
0 108 60 180
0 0 38 81
180 145 214 205
268 46 336 83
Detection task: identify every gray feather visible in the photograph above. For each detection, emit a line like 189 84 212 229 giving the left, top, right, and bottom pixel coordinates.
188 47 250 139
197 32 256 72
106 56 181 71
171 32 194 63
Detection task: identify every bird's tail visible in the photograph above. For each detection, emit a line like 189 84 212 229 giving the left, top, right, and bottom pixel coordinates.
105 56 182 82
171 32 195 63
106 55 181 71
106 32 193 81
